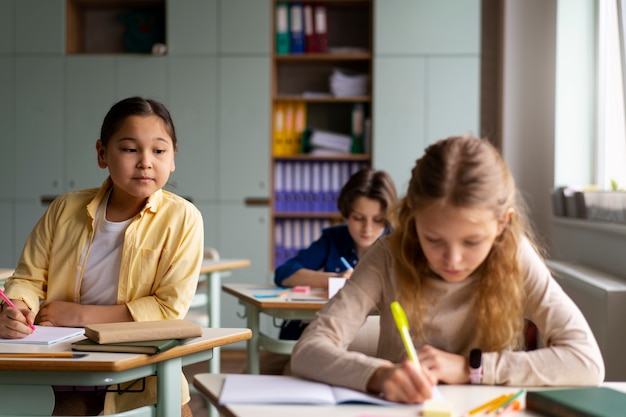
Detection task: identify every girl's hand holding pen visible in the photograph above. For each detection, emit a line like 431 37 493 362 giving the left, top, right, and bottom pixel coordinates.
0 301 35 339
367 359 437 404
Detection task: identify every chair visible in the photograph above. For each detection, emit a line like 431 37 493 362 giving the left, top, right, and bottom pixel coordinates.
184 247 220 327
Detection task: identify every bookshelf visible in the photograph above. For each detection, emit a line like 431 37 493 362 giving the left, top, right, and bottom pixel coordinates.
270 0 374 268
66 0 166 54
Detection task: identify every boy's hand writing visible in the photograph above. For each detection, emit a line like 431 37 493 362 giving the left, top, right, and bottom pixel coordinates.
367 359 437 404
417 344 470 384
0 305 35 338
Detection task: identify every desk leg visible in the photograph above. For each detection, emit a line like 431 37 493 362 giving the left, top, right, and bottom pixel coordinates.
245 303 261 374
157 357 182 417
208 271 222 374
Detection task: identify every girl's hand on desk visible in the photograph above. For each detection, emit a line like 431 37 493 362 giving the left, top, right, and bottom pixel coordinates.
0 305 35 338
418 344 470 384
36 300 82 327
367 359 437 404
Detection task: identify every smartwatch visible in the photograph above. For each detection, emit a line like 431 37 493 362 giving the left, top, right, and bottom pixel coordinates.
469 348 483 384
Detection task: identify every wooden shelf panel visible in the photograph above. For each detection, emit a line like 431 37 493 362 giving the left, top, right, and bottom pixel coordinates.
274 53 372 61
66 0 165 54
274 95 371 103
273 154 370 161
274 213 344 220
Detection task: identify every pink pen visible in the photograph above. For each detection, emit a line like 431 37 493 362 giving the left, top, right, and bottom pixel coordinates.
0 288 35 331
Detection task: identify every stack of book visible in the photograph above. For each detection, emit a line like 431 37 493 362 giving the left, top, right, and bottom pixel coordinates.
71 319 202 354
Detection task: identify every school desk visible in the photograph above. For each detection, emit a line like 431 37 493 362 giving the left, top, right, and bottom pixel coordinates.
222 283 327 374
0 327 251 417
193 373 626 417
197 258 250 374
0 268 14 287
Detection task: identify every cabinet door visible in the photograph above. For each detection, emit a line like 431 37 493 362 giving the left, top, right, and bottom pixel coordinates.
65 57 117 191
0 202 15 266
15 0 64 54
375 0 480 54
219 0 270 54
194 202 219 252
426 57 480 142
15 57 64 199
167 57 219 201
218 203 271 337
168 0 218 55
218 57 270 200
116 56 167 102
0 0 14 53
373 57 426 191
14 201 48 263
0 57 15 199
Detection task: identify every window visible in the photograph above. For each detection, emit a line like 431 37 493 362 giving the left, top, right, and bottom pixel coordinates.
555 0 626 191
598 0 626 189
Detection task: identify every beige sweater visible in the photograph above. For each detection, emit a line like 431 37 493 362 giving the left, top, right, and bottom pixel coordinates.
291 237 605 391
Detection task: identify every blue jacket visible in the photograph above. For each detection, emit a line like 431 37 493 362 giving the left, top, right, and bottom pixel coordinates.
274 224 390 286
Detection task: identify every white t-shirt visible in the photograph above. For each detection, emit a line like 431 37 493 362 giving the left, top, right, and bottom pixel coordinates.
79 192 132 305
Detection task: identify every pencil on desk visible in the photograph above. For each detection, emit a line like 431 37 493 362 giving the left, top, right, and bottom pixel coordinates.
463 394 508 416
0 352 75 358
494 389 525 415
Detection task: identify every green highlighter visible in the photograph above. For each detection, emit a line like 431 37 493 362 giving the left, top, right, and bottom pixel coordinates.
390 301 421 367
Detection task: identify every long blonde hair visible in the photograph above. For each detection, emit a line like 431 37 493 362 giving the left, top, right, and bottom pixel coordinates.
389 136 534 351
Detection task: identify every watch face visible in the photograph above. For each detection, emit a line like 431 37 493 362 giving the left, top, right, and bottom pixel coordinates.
469 348 482 368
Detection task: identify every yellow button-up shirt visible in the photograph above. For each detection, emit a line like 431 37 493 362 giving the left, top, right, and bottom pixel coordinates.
5 177 204 414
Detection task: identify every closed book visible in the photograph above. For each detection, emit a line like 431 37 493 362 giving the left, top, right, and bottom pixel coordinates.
526 387 626 417
84 320 202 344
72 338 180 354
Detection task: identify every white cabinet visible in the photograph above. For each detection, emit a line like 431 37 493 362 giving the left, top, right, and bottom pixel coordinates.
373 0 481 190
15 57 64 200
375 0 480 55
0 57 15 199
167 57 219 201
218 56 270 201
168 0 218 55
0 0 14 53
65 57 116 192
15 0 64 54
219 0 270 54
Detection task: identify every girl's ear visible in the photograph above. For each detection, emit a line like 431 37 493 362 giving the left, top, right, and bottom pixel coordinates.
497 208 514 235
96 140 107 169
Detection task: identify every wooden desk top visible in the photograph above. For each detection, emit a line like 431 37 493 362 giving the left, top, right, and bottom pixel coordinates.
200 259 250 274
0 327 251 372
222 283 327 310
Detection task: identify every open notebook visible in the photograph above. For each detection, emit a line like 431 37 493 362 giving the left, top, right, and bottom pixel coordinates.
0 326 84 345
218 374 443 406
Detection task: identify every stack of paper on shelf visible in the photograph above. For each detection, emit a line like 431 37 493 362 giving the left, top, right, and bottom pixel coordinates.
305 129 352 154
330 68 369 97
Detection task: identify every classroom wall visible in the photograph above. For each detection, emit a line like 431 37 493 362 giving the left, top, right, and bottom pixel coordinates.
0 0 481 339
502 0 557 248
